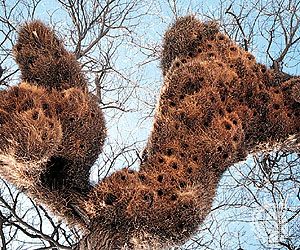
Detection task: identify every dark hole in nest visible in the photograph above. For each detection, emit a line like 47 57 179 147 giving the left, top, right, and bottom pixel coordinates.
203 113 213 127
223 153 229 159
210 96 216 103
245 134 250 140
105 193 117 205
42 103 49 110
179 95 185 100
246 90 253 99
139 174 146 182
183 81 201 95
207 44 212 49
218 35 225 40
192 156 198 162
157 175 163 183
56 105 63 115
258 92 270 103
175 62 181 67
69 117 75 123
143 193 153 206
181 59 187 63
219 109 225 116
217 146 223 152
27 56 34 65
178 223 185 230
120 175 126 181
273 103 280 110
166 148 173 156
184 117 195 129
232 120 238 125
21 99 34 111
233 136 239 142
260 65 267 73
188 52 193 57
32 111 38 120
157 189 164 196
170 101 176 107
179 112 186 121
186 167 193 174
230 46 237 52
158 158 164 164
171 162 178 169
40 156 70 191
11 88 19 97
203 121 210 128
49 122 54 128
41 132 47 140
44 109 52 118
179 182 186 188
224 122 232 130
198 48 202 53
171 194 177 201
226 107 233 113
79 121 84 127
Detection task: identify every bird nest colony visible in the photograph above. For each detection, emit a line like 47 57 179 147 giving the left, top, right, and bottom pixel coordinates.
0 16 299 250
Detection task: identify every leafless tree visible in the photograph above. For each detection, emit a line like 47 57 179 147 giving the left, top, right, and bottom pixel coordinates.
176 0 300 249
0 0 299 249
0 0 154 249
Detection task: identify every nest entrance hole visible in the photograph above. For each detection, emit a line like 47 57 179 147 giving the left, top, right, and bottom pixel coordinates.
41 156 69 190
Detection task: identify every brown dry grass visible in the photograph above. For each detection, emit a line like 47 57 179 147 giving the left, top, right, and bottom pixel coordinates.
0 16 299 249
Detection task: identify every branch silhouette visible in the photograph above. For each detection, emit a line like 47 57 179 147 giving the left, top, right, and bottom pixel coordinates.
0 16 299 249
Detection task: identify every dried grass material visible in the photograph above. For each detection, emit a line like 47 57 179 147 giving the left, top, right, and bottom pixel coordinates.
290 78 300 103
13 20 86 90
83 16 300 248
127 231 174 250
161 15 219 75
0 153 47 189
56 88 106 166
0 83 106 226
0 17 298 249
0 83 62 162
28 182 89 227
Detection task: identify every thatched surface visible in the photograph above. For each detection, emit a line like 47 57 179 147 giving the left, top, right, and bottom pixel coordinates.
83 16 299 248
13 20 87 90
0 21 106 225
0 16 299 249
